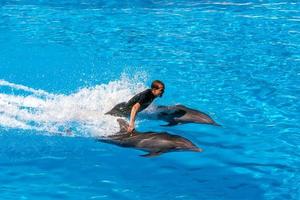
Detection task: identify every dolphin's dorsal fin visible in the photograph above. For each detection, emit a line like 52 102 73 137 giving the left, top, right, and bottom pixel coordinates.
160 121 179 126
117 118 129 133
140 151 163 158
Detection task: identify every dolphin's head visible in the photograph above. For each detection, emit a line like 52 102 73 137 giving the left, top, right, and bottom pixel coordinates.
174 138 203 152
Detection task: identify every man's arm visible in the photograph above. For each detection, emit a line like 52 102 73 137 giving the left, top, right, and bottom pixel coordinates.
128 103 141 133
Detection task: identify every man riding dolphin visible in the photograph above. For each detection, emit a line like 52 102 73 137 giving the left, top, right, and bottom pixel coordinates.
106 80 165 133
106 79 220 129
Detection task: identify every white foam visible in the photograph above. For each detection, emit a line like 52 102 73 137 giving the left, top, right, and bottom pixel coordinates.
0 73 147 137
0 79 53 97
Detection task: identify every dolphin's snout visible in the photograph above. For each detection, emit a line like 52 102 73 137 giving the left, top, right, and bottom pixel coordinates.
192 147 203 152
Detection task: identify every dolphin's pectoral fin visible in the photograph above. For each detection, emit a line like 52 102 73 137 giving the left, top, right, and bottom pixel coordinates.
160 120 178 126
157 105 167 109
159 112 168 116
158 110 186 118
140 151 162 158
173 110 186 117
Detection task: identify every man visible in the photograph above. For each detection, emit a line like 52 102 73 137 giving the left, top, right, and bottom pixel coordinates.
105 80 165 133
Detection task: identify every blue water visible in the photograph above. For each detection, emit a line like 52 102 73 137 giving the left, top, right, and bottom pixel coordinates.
1 0 300 199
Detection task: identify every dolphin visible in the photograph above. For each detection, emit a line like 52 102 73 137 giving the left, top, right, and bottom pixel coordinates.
155 105 220 126
105 102 129 117
98 118 202 157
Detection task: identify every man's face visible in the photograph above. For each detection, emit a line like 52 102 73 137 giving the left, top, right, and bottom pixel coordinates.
153 84 164 97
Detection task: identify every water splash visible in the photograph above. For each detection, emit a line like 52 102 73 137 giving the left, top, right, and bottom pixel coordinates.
0 73 147 137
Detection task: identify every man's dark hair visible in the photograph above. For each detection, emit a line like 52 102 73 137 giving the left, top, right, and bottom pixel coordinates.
151 80 165 89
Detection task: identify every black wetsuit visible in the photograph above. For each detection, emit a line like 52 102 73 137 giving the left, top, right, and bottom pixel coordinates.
106 89 156 117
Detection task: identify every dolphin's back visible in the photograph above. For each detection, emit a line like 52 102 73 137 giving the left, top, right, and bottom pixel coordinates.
135 133 178 151
157 105 219 126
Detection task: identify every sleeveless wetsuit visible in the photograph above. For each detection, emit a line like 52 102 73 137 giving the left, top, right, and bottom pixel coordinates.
106 89 156 117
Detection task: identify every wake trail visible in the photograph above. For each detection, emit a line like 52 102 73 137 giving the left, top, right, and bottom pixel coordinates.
0 73 148 137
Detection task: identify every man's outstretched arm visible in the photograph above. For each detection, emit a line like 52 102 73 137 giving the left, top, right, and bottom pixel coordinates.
128 103 141 133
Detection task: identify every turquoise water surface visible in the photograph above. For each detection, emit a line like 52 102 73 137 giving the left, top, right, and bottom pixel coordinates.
0 0 299 199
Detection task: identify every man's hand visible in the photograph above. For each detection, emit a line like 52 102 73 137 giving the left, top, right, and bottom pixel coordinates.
127 124 135 133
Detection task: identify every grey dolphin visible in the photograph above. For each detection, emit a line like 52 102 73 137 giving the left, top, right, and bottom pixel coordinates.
105 102 129 117
156 105 220 126
98 118 202 157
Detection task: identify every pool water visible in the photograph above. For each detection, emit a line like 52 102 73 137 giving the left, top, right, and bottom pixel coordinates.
0 0 299 199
